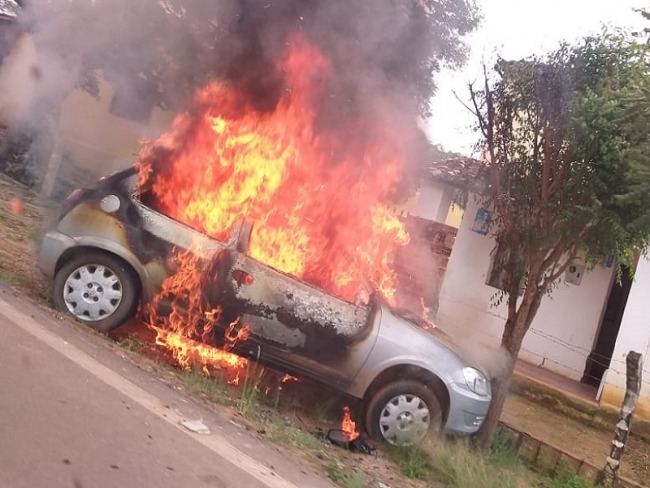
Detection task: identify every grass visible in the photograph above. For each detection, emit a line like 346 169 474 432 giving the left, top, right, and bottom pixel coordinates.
180 368 229 403
489 427 524 469
264 418 323 450
428 439 525 488
384 443 435 480
382 429 606 488
325 460 365 488
0 269 19 286
34 289 53 307
539 472 605 488
304 396 337 425
238 361 265 416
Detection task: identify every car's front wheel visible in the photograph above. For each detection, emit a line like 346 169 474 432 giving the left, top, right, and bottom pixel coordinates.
366 380 442 445
52 251 139 332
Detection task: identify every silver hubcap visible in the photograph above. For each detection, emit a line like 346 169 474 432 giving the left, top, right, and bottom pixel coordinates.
379 394 431 445
63 264 123 321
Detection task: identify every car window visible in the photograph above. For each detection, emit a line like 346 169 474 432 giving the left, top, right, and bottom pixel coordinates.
245 226 369 307
135 187 232 244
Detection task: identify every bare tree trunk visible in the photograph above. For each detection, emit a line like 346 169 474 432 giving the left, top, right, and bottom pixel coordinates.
478 288 543 450
28 99 63 199
477 352 516 450
40 128 62 198
599 351 643 486
477 313 526 450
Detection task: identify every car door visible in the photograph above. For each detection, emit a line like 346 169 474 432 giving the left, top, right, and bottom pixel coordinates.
219 223 381 389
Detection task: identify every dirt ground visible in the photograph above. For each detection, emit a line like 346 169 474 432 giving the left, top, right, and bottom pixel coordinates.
0 174 49 298
503 392 649 485
1 172 648 487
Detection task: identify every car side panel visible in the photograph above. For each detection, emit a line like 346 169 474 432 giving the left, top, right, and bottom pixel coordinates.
220 252 379 388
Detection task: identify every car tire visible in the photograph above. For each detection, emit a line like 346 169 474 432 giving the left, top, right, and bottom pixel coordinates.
52 251 139 332
366 380 442 446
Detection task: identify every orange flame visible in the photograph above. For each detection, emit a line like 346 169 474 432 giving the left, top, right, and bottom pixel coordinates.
154 326 246 371
138 34 412 374
142 250 249 375
136 34 409 304
341 406 360 441
10 197 23 216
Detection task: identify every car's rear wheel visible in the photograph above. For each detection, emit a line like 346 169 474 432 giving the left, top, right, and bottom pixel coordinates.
366 380 442 445
52 252 139 332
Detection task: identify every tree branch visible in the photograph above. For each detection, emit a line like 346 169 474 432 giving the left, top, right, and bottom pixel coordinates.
453 89 479 117
481 63 503 207
541 242 579 289
469 83 488 140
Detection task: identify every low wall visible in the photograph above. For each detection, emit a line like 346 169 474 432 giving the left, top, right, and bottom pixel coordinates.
498 422 646 488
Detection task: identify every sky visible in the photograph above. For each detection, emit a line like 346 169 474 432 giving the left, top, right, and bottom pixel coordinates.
425 0 649 155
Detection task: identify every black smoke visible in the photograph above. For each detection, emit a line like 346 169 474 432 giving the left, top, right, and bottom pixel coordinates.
6 0 477 179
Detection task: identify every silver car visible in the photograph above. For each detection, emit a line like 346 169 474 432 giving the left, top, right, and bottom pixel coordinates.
38 168 491 445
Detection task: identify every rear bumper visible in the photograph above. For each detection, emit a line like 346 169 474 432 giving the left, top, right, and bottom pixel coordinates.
38 230 76 278
444 382 491 435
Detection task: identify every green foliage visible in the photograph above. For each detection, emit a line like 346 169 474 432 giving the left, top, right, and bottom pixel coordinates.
383 437 531 487
489 427 521 468
471 31 650 446
473 33 650 301
540 471 604 488
180 368 228 403
427 439 525 488
384 444 434 479
264 419 322 450
238 361 264 416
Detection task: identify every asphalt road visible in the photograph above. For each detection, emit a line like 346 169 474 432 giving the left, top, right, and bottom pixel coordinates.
0 288 336 488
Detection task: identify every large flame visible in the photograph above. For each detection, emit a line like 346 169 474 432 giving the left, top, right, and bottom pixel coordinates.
137 35 410 372
142 250 249 376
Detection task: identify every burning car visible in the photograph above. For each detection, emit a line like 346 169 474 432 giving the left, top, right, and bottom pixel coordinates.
38 168 491 445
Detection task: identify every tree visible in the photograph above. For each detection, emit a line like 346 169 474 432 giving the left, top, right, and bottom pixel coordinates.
468 33 650 448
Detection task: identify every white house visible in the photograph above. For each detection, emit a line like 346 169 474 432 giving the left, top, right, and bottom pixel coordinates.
411 158 650 421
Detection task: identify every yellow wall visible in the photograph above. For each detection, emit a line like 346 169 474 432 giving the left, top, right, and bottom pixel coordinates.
0 33 37 123
601 384 650 421
445 203 464 228
0 32 174 176
58 79 173 175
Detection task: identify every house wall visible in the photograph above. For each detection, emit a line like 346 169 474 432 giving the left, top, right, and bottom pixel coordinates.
0 33 36 122
0 33 173 176
411 183 454 223
445 203 464 228
436 197 615 381
600 255 650 419
58 78 173 175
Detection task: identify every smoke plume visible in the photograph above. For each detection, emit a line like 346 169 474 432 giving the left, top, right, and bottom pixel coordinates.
1 0 477 190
